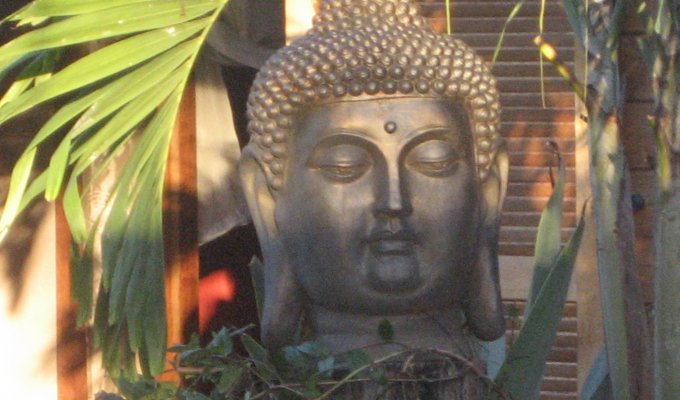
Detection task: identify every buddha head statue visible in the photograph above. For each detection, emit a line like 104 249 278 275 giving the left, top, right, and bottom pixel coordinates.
239 0 508 354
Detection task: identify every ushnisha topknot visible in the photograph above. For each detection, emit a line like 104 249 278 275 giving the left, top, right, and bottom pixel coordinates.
246 0 502 191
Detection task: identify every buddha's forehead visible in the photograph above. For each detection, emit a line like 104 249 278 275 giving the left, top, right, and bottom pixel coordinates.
294 96 470 142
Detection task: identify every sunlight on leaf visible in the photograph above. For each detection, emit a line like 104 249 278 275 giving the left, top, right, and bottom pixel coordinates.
11 0 157 20
445 0 451 34
492 0 525 65
0 0 229 378
0 19 207 124
538 0 547 107
0 51 59 108
0 0 217 69
525 145 565 316
0 148 37 242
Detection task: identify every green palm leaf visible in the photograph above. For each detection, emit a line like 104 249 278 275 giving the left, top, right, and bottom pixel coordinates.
0 0 229 377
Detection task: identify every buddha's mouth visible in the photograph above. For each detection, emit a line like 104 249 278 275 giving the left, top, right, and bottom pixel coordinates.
370 239 413 254
366 229 417 255
365 229 420 292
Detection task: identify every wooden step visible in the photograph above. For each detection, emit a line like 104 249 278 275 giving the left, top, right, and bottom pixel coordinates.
419 1 567 19
508 152 576 168
434 17 572 34
501 122 575 139
456 32 575 48
503 108 576 123
497 77 573 93
508 166 576 183
502 211 577 227
500 92 575 109
506 181 577 197
505 137 575 152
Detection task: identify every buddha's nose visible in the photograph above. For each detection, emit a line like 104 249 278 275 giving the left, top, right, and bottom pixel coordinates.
373 163 413 217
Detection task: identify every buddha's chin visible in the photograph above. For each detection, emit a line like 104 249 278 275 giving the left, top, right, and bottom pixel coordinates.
366 253 421 293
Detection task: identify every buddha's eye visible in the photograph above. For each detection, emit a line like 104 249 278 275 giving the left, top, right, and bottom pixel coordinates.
406 140 461 177
309 143 371 182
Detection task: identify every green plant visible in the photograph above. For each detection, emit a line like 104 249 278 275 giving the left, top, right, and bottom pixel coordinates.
532 1 680 398
98 325 509 400
0 0 229 377
489 148 585 400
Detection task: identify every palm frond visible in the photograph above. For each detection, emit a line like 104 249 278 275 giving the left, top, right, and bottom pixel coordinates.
0 0 229 377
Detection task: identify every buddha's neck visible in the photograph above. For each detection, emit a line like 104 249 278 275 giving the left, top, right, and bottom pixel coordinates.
306 305 477 359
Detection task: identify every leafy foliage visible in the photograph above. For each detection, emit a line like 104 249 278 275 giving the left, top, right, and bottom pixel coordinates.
97 325 514 400
0 0 229 377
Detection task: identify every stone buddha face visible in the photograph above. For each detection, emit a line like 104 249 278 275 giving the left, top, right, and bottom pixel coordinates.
239 0 508 352
241 96 507 350
277 97 478 313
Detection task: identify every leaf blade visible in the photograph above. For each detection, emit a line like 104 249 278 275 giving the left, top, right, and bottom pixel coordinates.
0 19 206 124
492 207 586 400
525 152 565 316
11 0 158 20
0 147 37 242
0 0 216 68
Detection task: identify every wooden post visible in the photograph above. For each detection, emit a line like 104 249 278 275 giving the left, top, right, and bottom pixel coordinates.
56 202 89 399
162 78 200 381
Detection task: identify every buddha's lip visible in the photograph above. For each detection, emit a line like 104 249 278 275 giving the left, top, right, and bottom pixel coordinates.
367 229 417 242
367 230 417 254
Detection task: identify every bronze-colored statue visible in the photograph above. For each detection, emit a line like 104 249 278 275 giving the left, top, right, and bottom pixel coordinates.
239 0 508 396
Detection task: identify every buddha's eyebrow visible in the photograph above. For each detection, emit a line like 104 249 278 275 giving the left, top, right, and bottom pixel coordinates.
403 126 461 143
320 128 375 141
311 131 379 151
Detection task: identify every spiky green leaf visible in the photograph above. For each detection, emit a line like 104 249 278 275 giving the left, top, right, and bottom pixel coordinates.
491 207 585 400
525 152 565 316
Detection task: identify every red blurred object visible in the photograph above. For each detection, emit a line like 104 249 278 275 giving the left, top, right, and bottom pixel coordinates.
199 270 236 333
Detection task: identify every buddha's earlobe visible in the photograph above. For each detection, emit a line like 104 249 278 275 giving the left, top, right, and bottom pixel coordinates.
464 229 505 340
239 149 303 349
463 145 508 340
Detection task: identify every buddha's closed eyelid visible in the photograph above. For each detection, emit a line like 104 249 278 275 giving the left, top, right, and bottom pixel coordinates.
405 139 462 177
307 142 373 182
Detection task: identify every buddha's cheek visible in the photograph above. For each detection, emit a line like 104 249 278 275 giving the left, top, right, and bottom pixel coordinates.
406 166 479 300
274 177 373 305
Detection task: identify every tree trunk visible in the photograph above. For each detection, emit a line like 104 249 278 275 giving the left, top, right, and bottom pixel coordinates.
653 29 680 399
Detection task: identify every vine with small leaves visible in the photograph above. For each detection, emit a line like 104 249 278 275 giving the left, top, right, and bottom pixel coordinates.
97 324 511 400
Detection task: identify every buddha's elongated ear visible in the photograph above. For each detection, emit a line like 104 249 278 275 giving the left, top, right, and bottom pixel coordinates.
464 145 509 341
239 149 303 349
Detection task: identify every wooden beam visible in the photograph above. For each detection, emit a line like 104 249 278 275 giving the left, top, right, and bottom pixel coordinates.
56 201 89 399
162 78 199 381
